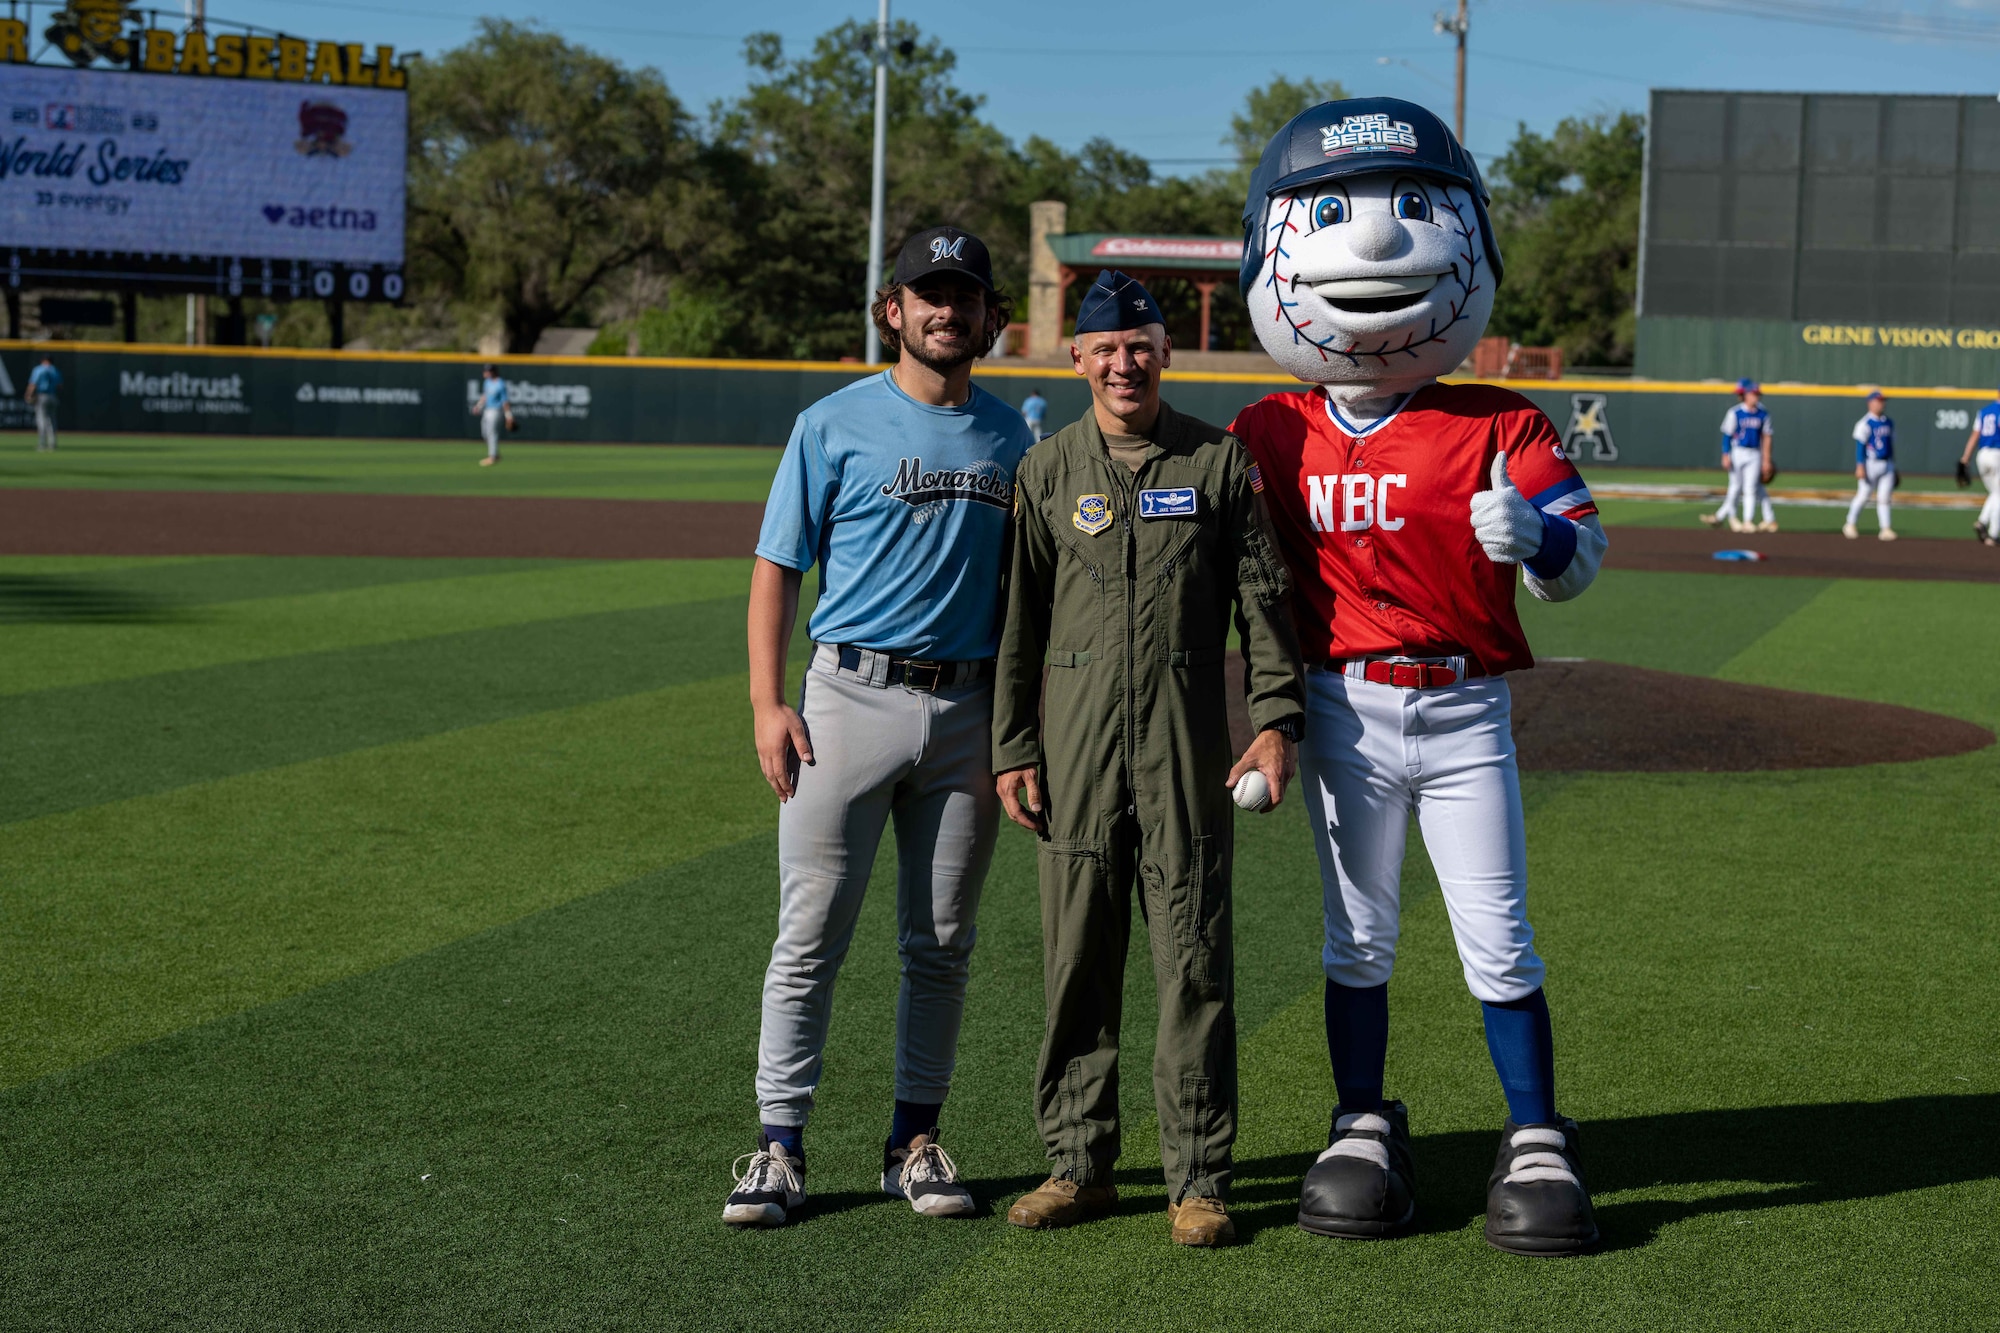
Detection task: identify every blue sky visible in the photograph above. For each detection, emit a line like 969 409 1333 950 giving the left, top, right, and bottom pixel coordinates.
238 0 2000 171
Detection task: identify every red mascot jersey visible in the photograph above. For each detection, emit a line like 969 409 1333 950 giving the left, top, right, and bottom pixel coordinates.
1231 382 1597 675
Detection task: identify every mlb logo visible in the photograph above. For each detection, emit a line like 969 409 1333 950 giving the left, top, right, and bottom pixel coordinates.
1138 487 1198 519
45 104 77 130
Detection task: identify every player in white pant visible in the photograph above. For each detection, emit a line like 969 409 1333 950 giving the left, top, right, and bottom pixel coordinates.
1703 380 1775 533
1960 391 2000 547
1843 391 1896 541
473 365 511 466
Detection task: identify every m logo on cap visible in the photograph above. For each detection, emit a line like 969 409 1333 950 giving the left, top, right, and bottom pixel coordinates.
930 235 967 262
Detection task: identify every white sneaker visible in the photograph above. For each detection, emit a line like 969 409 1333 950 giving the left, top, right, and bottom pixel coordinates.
723 1141 806 1227
883 1134 975 1217
1842 523 1859 539
1879 528 1898 542
1757 520 1779 533
1699 513 1724 528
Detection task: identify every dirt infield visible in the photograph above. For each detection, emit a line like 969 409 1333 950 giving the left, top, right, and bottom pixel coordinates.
1223 657 1991 772
7 489 2000 582
0 489 765 560
1606 524 2000 583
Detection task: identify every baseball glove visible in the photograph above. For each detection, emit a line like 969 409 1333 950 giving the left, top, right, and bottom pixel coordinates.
504 408 518 433
1761 463 1777 485
1957 459 1973 489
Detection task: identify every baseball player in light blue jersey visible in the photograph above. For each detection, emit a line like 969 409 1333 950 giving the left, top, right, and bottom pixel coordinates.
1020 387 1047 438
25 355 62 452
1701 380 1775 533
1843 391 1897 541
1959 390 2000 547
474 365 511 466
727 226 1033 1230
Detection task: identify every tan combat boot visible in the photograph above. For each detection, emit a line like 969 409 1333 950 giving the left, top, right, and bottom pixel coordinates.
1168 1195 1236 1247
1006 1176 1117 1229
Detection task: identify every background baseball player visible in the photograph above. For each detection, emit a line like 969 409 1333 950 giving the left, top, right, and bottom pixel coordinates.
1235 96 1606 1256
726 226 1032 1230
1843 390 1896 541
474 364 512 466
1020 386 1047 439
25 354 61 453
1700 380 1775 533
1958 387 2000 547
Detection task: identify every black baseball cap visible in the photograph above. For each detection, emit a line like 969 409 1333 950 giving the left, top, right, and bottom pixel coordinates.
891 226 996 292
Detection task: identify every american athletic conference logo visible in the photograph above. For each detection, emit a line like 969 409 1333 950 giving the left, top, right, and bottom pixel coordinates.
1562 393 1618 462
882 457 1013 521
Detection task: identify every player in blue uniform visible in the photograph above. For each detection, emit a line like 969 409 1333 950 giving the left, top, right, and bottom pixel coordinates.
1701 380 1775 533
473 366 511 466
1020 387 1047 438
25 355 62 453
1843 391 1896 541
1959 390 2000 547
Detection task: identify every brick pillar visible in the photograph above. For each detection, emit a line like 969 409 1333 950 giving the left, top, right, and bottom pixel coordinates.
1028 199 1067 359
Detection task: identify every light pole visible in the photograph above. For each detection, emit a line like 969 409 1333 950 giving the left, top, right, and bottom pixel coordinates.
863 0 890 366
1434 0 1468 145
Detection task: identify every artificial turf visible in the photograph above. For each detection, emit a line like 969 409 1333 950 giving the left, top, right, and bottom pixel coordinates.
1 458 1996 1327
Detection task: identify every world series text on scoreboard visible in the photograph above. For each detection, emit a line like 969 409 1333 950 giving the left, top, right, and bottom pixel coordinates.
1 2 409 304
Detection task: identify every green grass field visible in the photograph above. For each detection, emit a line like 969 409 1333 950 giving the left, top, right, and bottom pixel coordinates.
2 435 1996 1330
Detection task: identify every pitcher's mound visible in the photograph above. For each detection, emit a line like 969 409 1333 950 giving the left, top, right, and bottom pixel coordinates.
1224 658 1990 772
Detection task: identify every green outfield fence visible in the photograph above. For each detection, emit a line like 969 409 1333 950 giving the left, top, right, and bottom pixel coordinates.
4 339 1994 474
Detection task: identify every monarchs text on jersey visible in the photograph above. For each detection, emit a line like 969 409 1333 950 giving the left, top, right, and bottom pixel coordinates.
1230 383 1598 674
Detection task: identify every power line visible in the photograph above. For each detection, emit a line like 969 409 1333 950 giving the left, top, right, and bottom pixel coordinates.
1640 0 2000 44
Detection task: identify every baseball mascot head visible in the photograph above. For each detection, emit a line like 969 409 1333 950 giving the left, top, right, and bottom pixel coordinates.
1241 97 1500 403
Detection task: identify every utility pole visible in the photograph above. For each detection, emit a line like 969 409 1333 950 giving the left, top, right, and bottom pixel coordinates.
187 0 208 345
1434 0 1468 145
863 0 890 366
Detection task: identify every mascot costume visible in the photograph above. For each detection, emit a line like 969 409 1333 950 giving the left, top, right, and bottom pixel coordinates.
1228 98 1608 1255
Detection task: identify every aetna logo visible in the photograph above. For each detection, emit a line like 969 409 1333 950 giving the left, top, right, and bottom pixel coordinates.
881 456 1012 510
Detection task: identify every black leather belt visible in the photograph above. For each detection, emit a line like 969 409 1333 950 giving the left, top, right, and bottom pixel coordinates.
834 645 994 691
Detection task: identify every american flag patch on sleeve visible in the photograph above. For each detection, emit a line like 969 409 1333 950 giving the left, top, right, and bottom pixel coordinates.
1248 463 1264 493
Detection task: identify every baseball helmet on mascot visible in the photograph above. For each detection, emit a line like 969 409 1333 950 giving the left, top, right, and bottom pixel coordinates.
1240 97 1500 395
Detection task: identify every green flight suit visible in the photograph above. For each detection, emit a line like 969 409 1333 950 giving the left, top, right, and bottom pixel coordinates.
993 400 1305 1203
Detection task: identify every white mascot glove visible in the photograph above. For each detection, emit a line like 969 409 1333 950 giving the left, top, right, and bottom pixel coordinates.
1468 451 1544 564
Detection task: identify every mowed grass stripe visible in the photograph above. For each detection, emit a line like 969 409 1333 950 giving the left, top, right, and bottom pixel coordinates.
0 672 776 1090
1 554 568 621
2 594 750 824
0 557 751 695
0 436 784 501
890 755 2000 1332
1514 568 1832 677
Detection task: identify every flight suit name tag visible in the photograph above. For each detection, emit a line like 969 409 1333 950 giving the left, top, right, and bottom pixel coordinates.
1138 487 1198 519
1073 494 1112 535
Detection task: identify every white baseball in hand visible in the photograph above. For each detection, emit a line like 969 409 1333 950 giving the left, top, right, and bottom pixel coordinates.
1232 770 1272 812
1468 450 1544 564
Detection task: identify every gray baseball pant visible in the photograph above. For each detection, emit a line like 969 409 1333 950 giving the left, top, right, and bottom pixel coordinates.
755 643 1000 1126
481 406 503 458
34 395 57 451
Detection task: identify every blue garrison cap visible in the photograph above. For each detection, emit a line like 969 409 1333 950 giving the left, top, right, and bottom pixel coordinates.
1073 270 1162 335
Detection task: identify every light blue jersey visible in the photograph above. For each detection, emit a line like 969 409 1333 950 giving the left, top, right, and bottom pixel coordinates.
1854 413 1894 463
1021 392 1047 429
756 370 1034 661
481 376 508 410
1977 402 2000 449
28 363 61 394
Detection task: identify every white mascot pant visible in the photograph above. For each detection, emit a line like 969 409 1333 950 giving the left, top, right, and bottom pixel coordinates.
1298 668 1544 1006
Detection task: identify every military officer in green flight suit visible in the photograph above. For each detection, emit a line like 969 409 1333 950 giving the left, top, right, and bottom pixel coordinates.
994 269 1307 1248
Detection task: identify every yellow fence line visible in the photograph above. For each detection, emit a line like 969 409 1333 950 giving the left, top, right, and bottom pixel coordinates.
3 338 1994 401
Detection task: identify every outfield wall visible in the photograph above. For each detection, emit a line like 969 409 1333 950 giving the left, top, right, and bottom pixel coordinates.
3 339 1992 475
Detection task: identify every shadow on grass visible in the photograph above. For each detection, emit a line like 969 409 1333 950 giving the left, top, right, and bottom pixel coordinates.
0 575 188 624
1218 1094 2000 1249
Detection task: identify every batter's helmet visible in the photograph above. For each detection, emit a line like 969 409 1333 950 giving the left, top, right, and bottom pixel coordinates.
1239 96 1504 298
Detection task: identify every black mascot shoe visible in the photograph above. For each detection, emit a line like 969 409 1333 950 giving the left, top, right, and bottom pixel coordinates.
1297 1100 1417 1238
1483 1115 1600 1255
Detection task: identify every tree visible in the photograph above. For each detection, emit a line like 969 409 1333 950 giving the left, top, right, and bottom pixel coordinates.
1485 112 1645 367
707 21 1020 359
1222 74 1349 198
406 20 712 353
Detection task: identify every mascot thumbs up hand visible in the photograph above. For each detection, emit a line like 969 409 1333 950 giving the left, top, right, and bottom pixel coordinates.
1224 98 1612 1260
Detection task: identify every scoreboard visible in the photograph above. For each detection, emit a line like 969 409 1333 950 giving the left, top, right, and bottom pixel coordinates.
0 59 406 301
1640 91 2000 325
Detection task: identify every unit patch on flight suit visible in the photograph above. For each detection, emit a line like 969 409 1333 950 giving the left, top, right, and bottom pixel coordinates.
1074 494 1112 535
